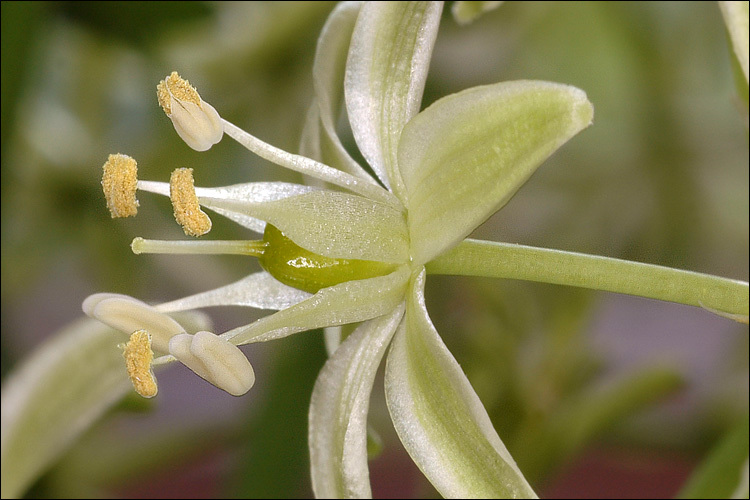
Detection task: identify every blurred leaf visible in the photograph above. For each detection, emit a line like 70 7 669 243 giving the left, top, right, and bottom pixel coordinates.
229 331 327 498
56 1 214 48
47 420 231 498
678 414 750 499
0 1 46 157
0 318 131 498
512 367 684 483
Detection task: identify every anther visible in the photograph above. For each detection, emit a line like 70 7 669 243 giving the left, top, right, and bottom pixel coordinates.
169 331 255 396
157 71 223 151
122 329 158 398
170 167 212 237
157 71 201 116
101 153 139 218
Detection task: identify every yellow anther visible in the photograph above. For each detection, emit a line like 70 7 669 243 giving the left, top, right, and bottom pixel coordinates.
123 329 158 398
101 153 139 218
157 71 201 116
170 167 212 237
156 71 223 151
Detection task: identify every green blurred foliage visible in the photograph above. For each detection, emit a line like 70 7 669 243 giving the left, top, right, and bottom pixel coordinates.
677 414 749 499
1 1 747 498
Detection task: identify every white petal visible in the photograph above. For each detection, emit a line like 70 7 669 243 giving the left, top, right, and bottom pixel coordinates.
309 304 405 499
156 271 311 312
323 326 343 357
345 1 443 198
312 0 375 181
719 1 749 83
222 266 410 346
384 269 537 498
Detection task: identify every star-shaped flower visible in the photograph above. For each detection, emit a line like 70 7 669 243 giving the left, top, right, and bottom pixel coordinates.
84 2 595 497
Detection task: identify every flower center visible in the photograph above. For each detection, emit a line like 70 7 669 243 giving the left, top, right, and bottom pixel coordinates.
259 224 397 294
132 224 397 295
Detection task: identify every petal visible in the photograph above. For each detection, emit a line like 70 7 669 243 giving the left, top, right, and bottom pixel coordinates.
202 190 409 263
323 326 343 356
312 1 375 181
155 271 311 312
451 1 503 26
138 180 316 234
0 318 131 498
719 1 749 83
222 266 410 346
398 80 594 265
299 101 324 176
384 269 537 498
309 304 405 499
345 1 443 198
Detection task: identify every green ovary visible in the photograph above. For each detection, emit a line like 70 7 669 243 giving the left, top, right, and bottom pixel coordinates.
259 224 398 294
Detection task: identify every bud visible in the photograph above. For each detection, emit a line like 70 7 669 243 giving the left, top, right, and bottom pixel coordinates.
157 71 223 151
169 331 255 396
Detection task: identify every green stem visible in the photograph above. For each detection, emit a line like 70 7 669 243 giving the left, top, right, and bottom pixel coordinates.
426 239 748 321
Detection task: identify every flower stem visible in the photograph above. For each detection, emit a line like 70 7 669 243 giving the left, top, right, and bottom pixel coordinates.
426 239 749 321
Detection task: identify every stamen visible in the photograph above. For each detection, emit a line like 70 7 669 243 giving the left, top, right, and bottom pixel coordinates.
170 168 212 237
157 72 223 151
82 293 186 353
122 330 158 398
132 237 267 257
101 153 139 218
169 331 255 396
221 119 401 209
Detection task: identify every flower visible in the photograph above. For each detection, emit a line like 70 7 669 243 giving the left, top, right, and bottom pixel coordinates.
83 1 593 497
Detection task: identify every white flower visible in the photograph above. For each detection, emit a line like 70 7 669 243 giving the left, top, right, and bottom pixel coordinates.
83 2 593 497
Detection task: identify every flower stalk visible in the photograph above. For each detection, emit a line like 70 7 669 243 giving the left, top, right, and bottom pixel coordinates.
427 238 749 322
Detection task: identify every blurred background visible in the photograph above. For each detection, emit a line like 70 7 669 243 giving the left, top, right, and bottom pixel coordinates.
1 1 748 498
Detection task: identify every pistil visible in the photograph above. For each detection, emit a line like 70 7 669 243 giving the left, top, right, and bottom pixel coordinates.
131 237 267 257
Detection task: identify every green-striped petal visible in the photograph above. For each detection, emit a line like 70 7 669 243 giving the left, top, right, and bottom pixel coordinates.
385 269 537 498
223 266 410 346
345 1 443 199
398 80 593 265
719 1 749 83
202 190 409 263
309 305 405 498
312 1 374 181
